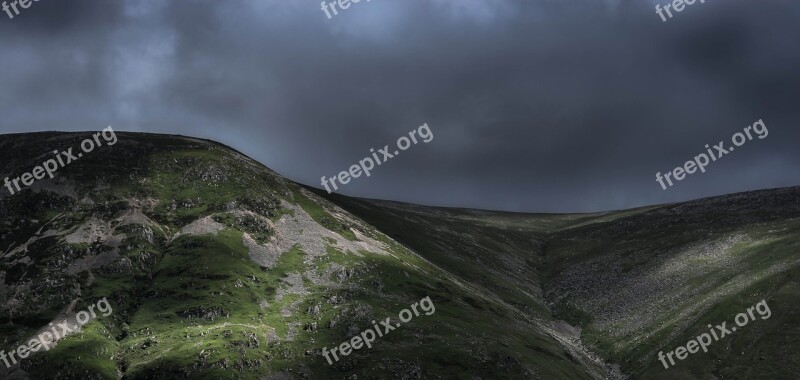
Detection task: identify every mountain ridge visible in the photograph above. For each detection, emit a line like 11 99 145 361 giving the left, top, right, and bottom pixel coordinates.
0 132 618 379
1 131 797 379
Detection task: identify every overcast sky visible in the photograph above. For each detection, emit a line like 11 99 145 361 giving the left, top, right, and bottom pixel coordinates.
0 0 798 212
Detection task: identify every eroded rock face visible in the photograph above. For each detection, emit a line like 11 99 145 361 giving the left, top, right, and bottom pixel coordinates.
176 216 225 238
243 201 389 270
65 217 112 245
242 231 280 269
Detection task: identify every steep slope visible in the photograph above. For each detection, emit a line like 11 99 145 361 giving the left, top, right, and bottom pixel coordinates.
323 187 800 379
540 187 800 379
0 132 615 379
309 192 613 323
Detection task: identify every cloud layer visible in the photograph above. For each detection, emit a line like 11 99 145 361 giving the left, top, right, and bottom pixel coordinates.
1 0 798 212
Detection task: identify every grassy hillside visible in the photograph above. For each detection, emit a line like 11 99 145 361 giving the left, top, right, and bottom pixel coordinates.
309 192 611 322
323 187 800 379
541 187 800 379
5 131 794 379
0 132 615 379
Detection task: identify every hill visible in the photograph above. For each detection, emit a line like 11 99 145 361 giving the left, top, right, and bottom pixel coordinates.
0 132 616 379
319 186 800 379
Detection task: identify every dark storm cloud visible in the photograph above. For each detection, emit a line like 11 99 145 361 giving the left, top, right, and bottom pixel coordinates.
0 0 798 212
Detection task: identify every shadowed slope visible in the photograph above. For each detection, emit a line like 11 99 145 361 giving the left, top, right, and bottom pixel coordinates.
322 186 800 379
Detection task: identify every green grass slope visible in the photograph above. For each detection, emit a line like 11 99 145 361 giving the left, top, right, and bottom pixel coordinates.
323 187 800 380
541 187 800 379
0 132 615 379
